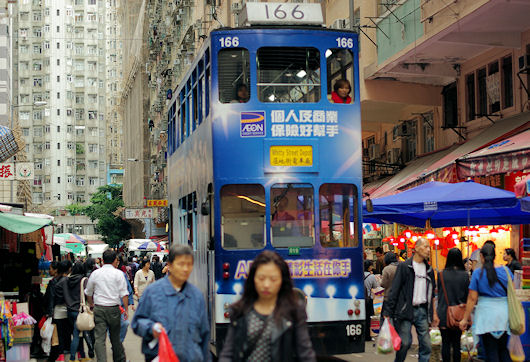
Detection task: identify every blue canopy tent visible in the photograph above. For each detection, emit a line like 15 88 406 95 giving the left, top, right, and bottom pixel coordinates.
363 181 530 227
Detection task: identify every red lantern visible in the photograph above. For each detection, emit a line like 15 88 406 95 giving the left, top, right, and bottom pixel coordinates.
425 230 436 240
403 229 413 239
442 227 453 237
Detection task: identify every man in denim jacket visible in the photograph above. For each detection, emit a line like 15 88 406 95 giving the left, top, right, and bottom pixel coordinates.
132 244 210 362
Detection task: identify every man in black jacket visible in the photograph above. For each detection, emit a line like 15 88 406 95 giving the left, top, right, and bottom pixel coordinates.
382 238 438 362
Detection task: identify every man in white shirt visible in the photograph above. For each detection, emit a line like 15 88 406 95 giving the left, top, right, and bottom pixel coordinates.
85 249 129 362
382 238 438 362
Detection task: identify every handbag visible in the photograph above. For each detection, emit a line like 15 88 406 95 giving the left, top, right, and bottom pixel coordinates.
76 277 95 331
502 266 525 335
440 271 466 329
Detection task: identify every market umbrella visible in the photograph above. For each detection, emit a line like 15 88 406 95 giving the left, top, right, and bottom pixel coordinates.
363 181 530 227
54 233 87 245
60 242 85 255
137 241 164 251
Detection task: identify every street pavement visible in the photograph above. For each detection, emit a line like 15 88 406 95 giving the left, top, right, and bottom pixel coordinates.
32 315 422 361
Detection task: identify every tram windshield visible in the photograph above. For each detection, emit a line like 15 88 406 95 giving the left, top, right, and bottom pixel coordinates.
270 183 314 248
218 48 250 103
319 184 359 248
257 47 320 103
221 184 265 249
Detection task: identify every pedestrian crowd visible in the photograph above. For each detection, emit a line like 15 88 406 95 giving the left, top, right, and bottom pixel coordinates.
42 250 167 362
364 240 522 362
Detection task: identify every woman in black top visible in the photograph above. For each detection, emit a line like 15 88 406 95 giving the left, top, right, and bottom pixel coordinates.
503 248 522 274
219 251 316 362
435 248 469 362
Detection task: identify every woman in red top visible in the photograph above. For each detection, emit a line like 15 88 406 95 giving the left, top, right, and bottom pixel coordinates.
331 79 352 103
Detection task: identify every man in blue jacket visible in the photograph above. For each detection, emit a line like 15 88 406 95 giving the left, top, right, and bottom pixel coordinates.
382 238 438 362
132 244 210 362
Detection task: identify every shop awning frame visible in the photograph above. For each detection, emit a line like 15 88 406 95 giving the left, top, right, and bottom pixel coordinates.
0 212 53 234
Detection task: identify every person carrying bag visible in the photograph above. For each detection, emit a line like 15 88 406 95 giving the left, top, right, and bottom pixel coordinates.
76 277 95 331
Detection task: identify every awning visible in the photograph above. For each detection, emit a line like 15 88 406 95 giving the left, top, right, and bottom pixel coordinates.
0 212 53 234
367 113 530 198
457 129 530 178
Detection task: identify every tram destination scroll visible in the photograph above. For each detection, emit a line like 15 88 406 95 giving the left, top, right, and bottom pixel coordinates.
239 2 324 26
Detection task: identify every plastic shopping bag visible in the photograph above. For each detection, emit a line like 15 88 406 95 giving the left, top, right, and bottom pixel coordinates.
376 318 393 354
39 317 53 355
430 328 442 346
509 335 526 362
388 320 401 351
157 329 179 362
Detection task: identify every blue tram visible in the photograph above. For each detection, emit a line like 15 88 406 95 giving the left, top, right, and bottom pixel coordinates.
167 23 365 355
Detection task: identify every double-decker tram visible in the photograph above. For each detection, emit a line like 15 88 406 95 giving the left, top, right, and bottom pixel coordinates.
167 3 365 356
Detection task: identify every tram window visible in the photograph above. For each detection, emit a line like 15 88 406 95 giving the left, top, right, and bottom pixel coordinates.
221 184 265 249
192 85 198 130
218 48 250 103
270 184 314 248
326 48 354 104
205 67 210 116
319 184 359 248
257 47 320 103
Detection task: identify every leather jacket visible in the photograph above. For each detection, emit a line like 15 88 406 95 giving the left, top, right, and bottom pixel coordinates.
219 305 316 362
382 258 435 323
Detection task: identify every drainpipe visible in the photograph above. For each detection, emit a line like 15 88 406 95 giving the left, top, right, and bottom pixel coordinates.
349 0 354 30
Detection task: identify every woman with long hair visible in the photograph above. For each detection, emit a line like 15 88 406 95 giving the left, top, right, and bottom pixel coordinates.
63 261 90 362
219 251 316 361
435 248 469 362
459 244 512 361
134 259 155 300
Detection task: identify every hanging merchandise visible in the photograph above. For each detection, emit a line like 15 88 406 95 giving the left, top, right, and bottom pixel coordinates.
0 300 14 353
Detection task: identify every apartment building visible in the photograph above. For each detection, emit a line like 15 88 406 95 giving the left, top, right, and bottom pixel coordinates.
14 0 120 238
344 0 530 198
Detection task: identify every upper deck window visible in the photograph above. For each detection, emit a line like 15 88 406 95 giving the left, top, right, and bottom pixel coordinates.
257 47 320 103
327 48 354 104
319 183 358 248
221 184 265 249
218 48 250 104
270 183 314 248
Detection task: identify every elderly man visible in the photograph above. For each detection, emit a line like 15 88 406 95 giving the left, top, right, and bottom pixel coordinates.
382 238 438 362
85 249 129 362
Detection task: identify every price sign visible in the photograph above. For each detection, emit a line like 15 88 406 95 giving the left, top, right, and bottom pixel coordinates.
240 3 324 26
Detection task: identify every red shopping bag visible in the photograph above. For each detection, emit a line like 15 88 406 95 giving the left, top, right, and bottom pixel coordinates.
388 320 401 351
158 329 179 362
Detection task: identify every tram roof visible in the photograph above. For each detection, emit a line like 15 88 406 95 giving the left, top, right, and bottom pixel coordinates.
211 26 358 34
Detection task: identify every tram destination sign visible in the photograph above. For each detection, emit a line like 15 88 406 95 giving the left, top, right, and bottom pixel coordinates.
239 2 324 26
270 145 313 167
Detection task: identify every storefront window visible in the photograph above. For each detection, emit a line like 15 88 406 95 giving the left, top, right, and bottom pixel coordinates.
270 183 314 248
319 184 358 248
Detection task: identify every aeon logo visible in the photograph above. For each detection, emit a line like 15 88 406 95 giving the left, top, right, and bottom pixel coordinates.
240 111 265 137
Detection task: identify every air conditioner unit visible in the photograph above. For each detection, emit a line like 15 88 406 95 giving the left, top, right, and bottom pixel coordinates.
178 8 185 15
518 54 530 72
231 2 242 12
174 59 181 65
331 18 349 30
175 15 181 22
369 144 380 160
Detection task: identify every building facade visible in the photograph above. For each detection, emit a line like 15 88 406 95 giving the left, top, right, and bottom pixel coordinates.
120 0 530 238
14 0 123 238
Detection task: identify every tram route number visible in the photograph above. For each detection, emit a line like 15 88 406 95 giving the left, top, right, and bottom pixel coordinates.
346 324 362 337
336 37 354 49
219 37 239 48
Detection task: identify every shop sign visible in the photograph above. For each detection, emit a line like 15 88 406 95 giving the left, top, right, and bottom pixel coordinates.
469 174 504 189
505 171 530 192
147 199 168 207
124 208 154 219
0 163 14 180
458 150 530 178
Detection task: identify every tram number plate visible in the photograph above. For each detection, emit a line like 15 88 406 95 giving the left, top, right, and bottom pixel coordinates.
346 324 362 337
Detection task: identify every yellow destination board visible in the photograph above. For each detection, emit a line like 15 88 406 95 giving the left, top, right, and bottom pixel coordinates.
270 146 313 167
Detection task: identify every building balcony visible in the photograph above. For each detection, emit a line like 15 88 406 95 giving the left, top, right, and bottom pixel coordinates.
366 0 530 86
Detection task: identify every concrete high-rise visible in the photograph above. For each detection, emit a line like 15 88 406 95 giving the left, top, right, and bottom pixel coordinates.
14 0 122 238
